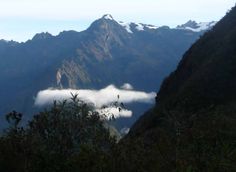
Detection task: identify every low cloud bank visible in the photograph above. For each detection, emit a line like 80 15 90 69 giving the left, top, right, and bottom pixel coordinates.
34 84 156 118
96 107 132 118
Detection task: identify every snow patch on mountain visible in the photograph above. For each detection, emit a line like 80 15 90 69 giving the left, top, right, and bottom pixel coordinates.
118 21 133 33
117 21 159 33
135 23 145 31
176 20 217 32
145 24 159 30
100 14 160 33
103 14 114 20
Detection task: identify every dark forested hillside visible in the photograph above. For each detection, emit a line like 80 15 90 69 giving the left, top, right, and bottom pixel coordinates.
116 5 236 171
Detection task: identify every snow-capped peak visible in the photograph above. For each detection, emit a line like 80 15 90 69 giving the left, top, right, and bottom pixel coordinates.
117 21 159 34
99 14 159 34
176 20 217 32
102 14 114 20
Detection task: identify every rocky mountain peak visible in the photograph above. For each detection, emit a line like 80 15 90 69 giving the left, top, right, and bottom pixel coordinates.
32 32 53 40
102 14 114 20
180 20 198 28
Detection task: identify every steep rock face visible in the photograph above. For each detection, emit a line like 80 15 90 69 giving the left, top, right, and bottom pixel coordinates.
56 60 91 89
117 6 236 171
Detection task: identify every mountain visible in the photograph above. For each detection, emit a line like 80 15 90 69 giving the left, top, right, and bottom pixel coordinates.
0 15 214 129
115 6 236 171
176 20 217 32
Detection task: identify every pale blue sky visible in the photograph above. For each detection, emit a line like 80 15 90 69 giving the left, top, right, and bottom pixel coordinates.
0 0 235 42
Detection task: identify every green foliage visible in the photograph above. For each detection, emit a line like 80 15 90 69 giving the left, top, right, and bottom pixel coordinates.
0 95 116 172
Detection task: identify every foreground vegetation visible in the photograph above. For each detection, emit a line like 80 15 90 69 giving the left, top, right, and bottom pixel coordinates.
0 96 116 172
1 98 235 172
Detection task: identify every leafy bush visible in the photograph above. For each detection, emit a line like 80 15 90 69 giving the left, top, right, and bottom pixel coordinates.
0 95 116 172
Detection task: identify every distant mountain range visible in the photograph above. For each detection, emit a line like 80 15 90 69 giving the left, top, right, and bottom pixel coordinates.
176 20 217 32
0 15 215 129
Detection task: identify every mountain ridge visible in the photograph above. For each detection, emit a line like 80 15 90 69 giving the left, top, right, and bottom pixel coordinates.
0 15 216 43
115 5 236 171
0 15 213 130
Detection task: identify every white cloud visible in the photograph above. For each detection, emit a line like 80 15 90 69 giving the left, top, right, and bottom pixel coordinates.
35 84 155 107
120 83 133 90
120 127 130 135
97 107 132 118
34 84 156 118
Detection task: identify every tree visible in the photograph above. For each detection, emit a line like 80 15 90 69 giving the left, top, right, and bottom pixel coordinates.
0 95 116 172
